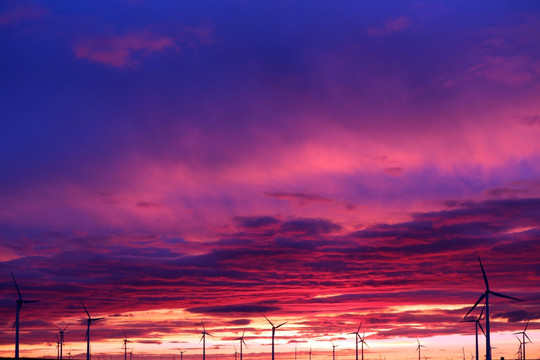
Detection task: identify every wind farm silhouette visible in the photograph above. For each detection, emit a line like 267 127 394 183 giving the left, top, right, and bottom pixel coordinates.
4 258 534 360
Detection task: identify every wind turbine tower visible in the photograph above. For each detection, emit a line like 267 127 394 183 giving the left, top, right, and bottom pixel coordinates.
415 338 425 360
234 329 248 360
357 329 369 360
515 336 523 360
81 302 105 360
56 334 60 360
515 321 532 360
122 331 132 360
57 325 68 360
461 305 485 360
331 341 338 360
177 349 186 360
200 322 213 360
349 322 362 360
264 316 287 360
463 256 522 360
11 272 39 359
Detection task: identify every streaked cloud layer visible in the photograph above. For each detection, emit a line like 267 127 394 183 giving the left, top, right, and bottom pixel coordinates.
0 1 539 359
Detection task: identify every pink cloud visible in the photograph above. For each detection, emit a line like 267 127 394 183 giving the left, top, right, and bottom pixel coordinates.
468 55 540 85
368 16 412 36
0 3 47 26
73 31 175 67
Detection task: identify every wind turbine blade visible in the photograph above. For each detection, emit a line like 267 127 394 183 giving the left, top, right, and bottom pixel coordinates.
63 325 69 332
201 321 206 332
263 315 274 327
464 293 486 318
242 329 246 337
199 335 204 343
477 256 489 290
524 333 532 343
242 339 247 347
524 320 530 332
22 300 39 303
93 317 105 321
478 304 485 320
357 321 362 333
81 302 91 318
417 338 420 345
364 341 369 348
478 321 485 336
10 272 23 300
490 291 522 302
276 321 287 328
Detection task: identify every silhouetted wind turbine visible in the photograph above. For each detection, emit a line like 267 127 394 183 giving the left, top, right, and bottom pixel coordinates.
515 336 523 360
264 316 287 360
200 322 213 360
415 338 425 360
67 347 72 360
358 331 369 360
515 321 532 360
233 346 238 360
234 329 248 360
81 302 105 360
56 334 60 360
464 256 522 360
56 325 68 360
331 341 338 360
309 347 312 360
349 322 362 360
122 331 132 360
177 349 186 360
11 272 39 359
461 305 485 360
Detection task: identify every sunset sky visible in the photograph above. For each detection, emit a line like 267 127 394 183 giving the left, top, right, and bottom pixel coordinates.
1 1 539 360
